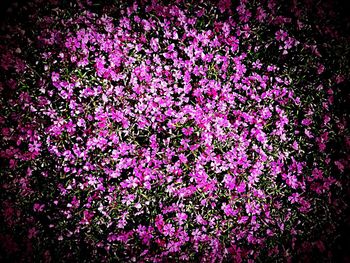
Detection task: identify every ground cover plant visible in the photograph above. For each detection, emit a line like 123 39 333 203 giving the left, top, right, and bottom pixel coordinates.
0 0 350 262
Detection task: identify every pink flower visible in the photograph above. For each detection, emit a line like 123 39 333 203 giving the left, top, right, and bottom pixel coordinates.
182 127 194 136
223 174 236 190
301 118 312 126
288 193 300 204
275 30 288 41
28 141 42 153
177 212 188 225
33 203 45 212
163 223 175 237
237 182 246 193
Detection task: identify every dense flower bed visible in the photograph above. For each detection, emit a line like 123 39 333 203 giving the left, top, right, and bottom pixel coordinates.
0 0 349 262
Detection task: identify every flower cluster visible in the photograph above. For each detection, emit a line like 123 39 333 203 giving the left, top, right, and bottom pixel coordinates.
0 0 349 262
